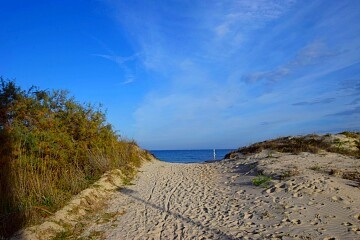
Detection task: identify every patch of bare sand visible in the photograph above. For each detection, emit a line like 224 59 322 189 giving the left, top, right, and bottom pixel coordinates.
221 151 360 239
13 150 359 239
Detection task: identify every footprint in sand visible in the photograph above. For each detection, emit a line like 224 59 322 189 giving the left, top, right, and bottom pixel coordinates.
245 221 256 227
282 218 291 223
243 212 253 219
266 187 276 194
351 227 360 234
291 219 301 225
274 183 287 189
293 192 303 198
331 196 341 201
308 201 315 206
236 190 246 195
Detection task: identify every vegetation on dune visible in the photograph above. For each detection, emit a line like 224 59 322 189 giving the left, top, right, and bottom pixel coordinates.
225 132 360 158
226 132 360 185
0 77 151 238
251 175 272 188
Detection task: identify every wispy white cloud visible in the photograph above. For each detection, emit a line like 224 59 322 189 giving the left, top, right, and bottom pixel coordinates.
242 41 341 83
93 53 140 65
348 97 360 106
195 0 297 61
289 42 339 67
327 106 360 116
214 0 296 37
106 0 297 73
119 75 135 85
93 52 140 85
292 98 336 106
243 67 290 83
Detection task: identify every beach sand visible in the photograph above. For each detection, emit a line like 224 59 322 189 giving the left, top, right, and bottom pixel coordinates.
13 136 360 239
75 150 359 240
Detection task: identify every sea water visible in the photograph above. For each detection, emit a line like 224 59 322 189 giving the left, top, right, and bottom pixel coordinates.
150 149 234 163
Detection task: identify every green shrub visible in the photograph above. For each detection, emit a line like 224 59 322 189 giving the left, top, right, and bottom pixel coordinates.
0 77 151 237
251 175 272 188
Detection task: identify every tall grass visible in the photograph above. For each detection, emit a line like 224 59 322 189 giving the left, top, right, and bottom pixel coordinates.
0 78 150 237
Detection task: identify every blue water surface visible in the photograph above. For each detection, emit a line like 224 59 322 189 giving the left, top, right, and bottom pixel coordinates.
150 149 234 163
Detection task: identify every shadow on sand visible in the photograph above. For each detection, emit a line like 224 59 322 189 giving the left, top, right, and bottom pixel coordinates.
119 188 237 240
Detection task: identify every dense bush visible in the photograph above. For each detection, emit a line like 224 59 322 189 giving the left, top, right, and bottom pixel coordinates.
0 78 149 237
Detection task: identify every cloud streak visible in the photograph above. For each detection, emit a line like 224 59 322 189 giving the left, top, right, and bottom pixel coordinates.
327 106 360 116
292 98 336 106
213 0 296 38
242 41 341 84
93 52 140 85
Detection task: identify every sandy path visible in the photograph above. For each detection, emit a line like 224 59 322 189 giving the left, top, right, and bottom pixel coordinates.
79 156 360 240
85 160 237 239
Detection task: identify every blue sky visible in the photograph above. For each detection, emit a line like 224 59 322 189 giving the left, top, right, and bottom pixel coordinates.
1 0 359 150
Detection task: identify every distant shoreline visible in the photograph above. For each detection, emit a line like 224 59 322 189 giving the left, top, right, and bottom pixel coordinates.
150 149 235 163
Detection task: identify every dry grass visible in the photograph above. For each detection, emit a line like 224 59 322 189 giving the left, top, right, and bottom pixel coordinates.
225 132 360 158
225 132 360 185
329 169 360 185
280 167 301 179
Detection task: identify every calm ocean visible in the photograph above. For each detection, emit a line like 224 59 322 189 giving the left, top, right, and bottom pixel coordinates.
150 149 234 163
